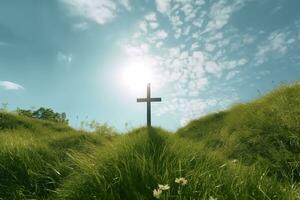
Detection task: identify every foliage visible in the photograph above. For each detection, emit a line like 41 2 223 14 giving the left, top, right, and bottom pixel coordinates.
16 107 68 124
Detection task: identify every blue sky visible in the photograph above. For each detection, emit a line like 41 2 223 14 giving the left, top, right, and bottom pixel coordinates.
0 0 299 131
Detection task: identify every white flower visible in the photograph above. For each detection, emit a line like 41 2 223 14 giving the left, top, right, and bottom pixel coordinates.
175 177 188 185
158 184 170 191
232 159 238 163
153 189 162 199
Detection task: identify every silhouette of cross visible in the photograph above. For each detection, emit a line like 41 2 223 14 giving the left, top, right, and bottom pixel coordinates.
137 83 162 127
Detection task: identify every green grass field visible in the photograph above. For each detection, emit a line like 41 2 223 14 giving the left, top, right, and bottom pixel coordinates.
0 84 299 199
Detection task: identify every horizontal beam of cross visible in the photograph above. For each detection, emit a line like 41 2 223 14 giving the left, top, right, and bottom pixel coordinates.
137 98 162 102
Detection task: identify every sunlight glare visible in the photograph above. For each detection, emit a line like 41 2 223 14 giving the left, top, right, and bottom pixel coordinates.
120 57 155 94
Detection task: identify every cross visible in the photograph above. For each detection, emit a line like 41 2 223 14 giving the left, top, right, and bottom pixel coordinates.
137 83 162 127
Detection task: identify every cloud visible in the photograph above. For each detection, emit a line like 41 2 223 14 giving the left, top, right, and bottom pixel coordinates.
125 0 255 128
205 61 222 76
271 4 282 15
72 22 89 31
205 43 216 52
155 30 168 40
149 22 159 29
144 13 159 29
225 70 239 80
205 0 245 33
242 34 255 44
0 81 24 90
139 21 148 33
60 0 131 25
145 12 157 21
57 52 73 63
119 0 131 11
255 31 296 65
155 0 171 14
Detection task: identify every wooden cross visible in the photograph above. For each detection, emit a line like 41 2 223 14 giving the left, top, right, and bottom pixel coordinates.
137 83 162 127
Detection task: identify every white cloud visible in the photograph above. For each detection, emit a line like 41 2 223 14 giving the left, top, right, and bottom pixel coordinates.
255 31 295 65
145 12 157 21
60 0 131 25
207 32 223 42
162 98 216 126
119 0 131 11
195 0 205 6
181 4 193 18
174 28 182 39
225 70 239 80
191 42 199 50
61 0 116 24
205 61 221 76
170 15 183 27
156 30 168 40
0 81 24 90
205 43 216 52
205 0 245 33
123 43 150 57
156 41 163 48
182 26 191 36
155 0 171 14
222 59 247 70
125 0 253 128
57 52 73 63
139 21 148 33
149 22 159 29
242 34 255 44
206 1 232 32
271 4 282 15
72 22 89 31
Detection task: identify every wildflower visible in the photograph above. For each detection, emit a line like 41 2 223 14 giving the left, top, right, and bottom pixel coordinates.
175 177 188 185
153 189 162 199
158 184 170 191
232 159 238 163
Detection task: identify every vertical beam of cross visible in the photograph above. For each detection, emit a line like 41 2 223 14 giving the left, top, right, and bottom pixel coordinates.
137 83 162 127
147 83 151 126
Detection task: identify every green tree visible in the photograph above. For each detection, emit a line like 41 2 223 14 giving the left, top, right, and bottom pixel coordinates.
17 107 68 124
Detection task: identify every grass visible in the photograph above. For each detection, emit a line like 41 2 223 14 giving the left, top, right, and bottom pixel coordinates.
177 83 300 183
0 83 299 199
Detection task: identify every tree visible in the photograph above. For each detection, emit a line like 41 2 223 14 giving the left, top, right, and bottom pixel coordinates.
16 108 33 118
17 107 68 124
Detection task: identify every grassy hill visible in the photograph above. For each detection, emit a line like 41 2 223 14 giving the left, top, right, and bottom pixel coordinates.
0 84 299 199
177 83 300 182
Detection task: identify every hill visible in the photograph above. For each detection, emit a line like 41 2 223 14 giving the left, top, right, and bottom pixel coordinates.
0 83 299 199
177 83 300 182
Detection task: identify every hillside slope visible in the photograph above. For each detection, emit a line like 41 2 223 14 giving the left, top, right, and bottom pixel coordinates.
177 83 300 182
0 83 299 199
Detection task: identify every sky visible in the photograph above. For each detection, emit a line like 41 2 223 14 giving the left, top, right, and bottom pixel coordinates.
0 0 299 132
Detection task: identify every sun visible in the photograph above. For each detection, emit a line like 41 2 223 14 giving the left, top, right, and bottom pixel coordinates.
120 57 155 94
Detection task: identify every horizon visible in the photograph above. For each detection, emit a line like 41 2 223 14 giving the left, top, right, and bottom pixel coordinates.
1 0 300 131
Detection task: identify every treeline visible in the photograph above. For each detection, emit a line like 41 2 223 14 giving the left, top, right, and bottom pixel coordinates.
17 107 68 124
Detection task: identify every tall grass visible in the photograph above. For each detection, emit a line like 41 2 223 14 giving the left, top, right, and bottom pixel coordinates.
177 84 300 183
0 83 299 199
